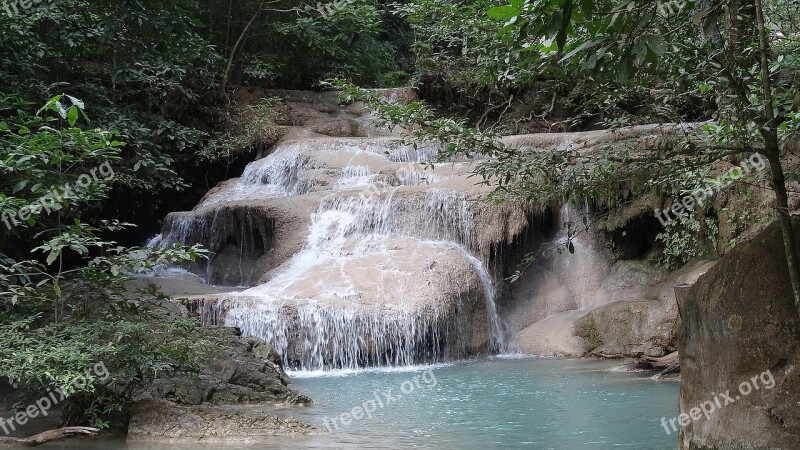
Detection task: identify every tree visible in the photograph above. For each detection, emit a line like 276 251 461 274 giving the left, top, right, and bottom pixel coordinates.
484 0 800 310
0 96 211 429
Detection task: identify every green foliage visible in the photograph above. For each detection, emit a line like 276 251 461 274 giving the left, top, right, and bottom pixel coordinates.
488 0 799 144
574 318 603 349
1 311 212 428
0 98 212 429
0 94 122 241
282 0 399 86
331 79 505 159
393 0 513 90
656 210 719 270
0 0 409 230
200 98 287 163
0 0 220 219
720 185 775 250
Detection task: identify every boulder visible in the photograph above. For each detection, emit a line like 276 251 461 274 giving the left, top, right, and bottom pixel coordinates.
128 327 315 442
678 219 800 449
140 327 310 406
579 299 674 358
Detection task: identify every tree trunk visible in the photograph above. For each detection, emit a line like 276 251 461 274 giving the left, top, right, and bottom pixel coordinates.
754 0 800 312
221 0 266 94
0 427 98 448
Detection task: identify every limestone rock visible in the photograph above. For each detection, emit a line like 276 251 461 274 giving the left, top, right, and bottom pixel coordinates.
128 328 314 443
127 400 319 442
140 327 308 406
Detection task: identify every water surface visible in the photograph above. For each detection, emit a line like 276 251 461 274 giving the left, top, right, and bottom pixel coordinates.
42 358 678 450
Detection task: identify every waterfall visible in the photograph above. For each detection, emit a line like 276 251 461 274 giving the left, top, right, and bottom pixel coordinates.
219 186 506 370
154 134 513 371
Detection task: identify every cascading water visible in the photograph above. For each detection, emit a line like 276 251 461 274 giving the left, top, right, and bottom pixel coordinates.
216 184 508 369
153 132 512 371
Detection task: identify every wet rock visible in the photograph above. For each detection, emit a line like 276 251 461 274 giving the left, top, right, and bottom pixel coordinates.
311 119 367 137
578 299 674 357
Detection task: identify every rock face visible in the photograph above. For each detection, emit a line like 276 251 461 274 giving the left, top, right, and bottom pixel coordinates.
678 219 800 450
506 207 708 358
142 327 311 406
127 327 316 442
573 260 715 358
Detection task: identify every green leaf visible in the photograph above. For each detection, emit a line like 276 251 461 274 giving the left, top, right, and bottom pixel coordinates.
632 39 648 65
55 101 68 119
646 34 666 56
46 251 59 265
487 5 521 21
66 106 79 127
12 180 29 193
65 95 85 110
616 54 634 82
559 40 598 62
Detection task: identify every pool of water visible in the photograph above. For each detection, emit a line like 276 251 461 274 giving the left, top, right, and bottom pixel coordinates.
41 358 679 449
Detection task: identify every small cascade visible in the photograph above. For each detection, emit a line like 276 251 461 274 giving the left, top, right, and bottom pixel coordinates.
309 189 477 251
220 298 461 370
335 165 375 188
200 147 316 209
443 242 506 353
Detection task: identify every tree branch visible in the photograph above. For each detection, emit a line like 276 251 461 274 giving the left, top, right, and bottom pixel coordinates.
0 427 99 448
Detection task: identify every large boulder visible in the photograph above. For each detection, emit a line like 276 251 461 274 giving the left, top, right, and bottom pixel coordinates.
128 327 316 442
678 219 800 449
140 327 310 406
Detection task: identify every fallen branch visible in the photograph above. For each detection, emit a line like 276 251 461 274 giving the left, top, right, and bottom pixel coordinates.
637 351 680 379
0 427 99 448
